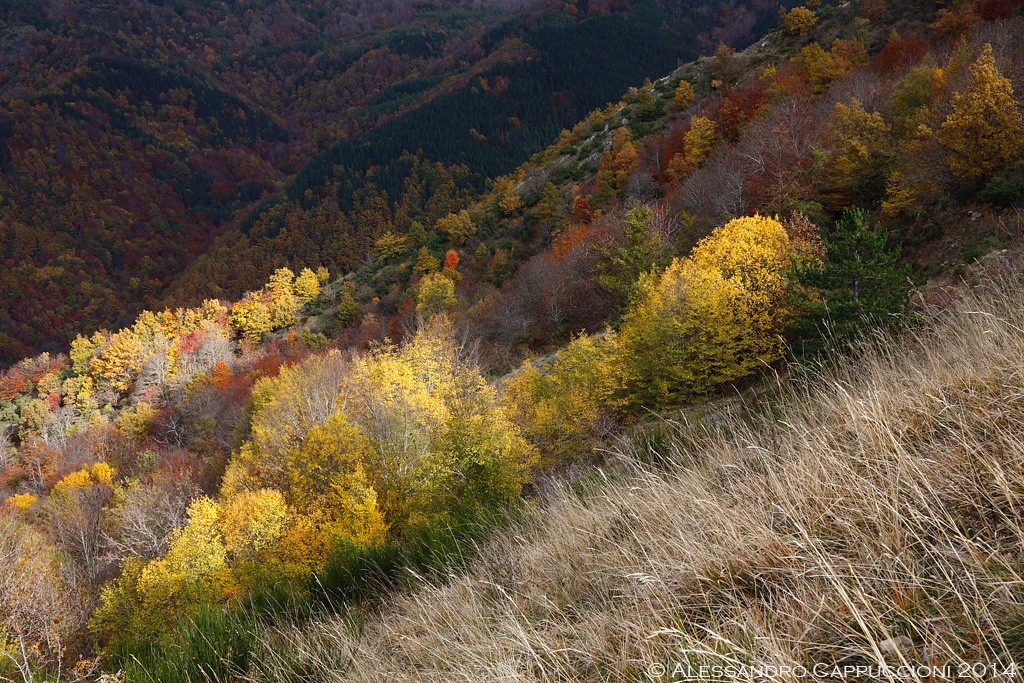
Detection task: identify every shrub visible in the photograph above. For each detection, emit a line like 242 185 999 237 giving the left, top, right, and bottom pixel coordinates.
981 157 1024 207
501 334 615 466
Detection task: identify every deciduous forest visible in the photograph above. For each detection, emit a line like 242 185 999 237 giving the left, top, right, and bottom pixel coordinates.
2 0 1024 680
1 0 785 364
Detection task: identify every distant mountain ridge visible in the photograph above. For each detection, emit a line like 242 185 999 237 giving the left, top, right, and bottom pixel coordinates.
0 0 788 366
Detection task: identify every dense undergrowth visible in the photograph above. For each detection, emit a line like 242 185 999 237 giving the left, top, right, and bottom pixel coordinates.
114 502 522 683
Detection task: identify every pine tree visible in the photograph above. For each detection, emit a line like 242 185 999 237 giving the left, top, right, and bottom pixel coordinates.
634 79 660 121
788 207 910 352
413 247 441 275
408 220 428 244
337 282 357 327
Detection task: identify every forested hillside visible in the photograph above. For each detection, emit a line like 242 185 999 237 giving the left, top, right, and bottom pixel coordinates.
2 0 1024 679
0 0 784 365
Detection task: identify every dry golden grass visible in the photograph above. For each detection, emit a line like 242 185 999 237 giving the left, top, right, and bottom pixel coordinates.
249 275 1024 682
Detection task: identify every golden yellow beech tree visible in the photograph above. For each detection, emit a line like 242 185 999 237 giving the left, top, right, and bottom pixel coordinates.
225 318 533 537
229 294 273 343
615 214 811 409
92 491 300 643
89 328 144 392
940 44 1024 179
346 320 536 531
501 333 615 465
830 98 891 185
782 6 817 35
222 366 387 570
674 79 695 110
5 492 38 512
92 496 237 642
225 351 350 493
285 413 388 550
684 116 717 167
796 40 867 93
70 332 106 374
219 489 292 563
267 267 299 328
94 321 533 646
292 267 322 302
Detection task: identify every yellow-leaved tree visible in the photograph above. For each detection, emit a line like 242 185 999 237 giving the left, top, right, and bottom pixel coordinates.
70 332 106 374
89 328 144 393
224 351 351 493
94 321 534 648
283 413 388 561
593 127 639 208
347 319 536 532
417 272 458 319
92 490 300 645
92 496 237 645
292 267 322 303
215 353 387 576
374 231 408 260
501 333 615 466
782 6 817 35
615 214 811 409
229 294 273 344
267 267 299 328
684 116 717 167
674 80 695 110
829 98 893 204
940 44 1024 179
435 210 477 245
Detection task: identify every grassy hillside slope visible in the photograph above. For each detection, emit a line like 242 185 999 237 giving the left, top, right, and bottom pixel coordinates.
251 270 1024 681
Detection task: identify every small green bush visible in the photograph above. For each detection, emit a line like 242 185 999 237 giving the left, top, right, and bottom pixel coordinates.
981 158 1024 207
